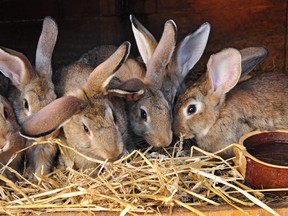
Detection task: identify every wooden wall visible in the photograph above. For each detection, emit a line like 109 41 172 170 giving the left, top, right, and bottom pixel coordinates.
0 0 287 73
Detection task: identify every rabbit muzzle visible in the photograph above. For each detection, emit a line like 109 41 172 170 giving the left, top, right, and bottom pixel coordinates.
98 143 124 161
145 130 173 147
173 120 195 140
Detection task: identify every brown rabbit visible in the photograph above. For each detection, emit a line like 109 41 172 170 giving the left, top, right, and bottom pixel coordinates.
107 15 211 149
0 95 26 181
173 47 288 157
20 42 136 171
0 17 58 175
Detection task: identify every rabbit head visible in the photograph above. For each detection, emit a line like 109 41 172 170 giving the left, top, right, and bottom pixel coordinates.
21 42 132 170
173 48 242 138
173 47 275 156
173 46 269 138
109 16 210 148
0 95 25 180
110 82 173 148
108 17 179 148
0 16 58 126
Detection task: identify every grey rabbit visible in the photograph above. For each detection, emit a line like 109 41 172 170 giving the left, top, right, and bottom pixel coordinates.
108 15 211 148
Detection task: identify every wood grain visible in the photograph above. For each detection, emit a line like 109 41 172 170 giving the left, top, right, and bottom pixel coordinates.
34 202 288 216
0 0 287 73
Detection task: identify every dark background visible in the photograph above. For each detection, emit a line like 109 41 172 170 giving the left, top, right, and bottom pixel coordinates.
0 0 286 73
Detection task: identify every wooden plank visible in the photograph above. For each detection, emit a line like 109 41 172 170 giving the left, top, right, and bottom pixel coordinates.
60 0 123 18
34 202 288 216
99 0 123 16
0 0 286 72
286 1 288 72
0 20 42 63
0 16 131 69
0 0 59 21
53 17 131 68
60 0 100 18
124 0 157 14
143 0 288 73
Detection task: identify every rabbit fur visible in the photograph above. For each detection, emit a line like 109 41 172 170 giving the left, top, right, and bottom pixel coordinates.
0 17 59 176
21 42 136 171
107 15 211 148
173 47 288 157
0 95 25 181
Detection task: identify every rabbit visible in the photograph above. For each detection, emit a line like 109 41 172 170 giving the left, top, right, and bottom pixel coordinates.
0 16 58 175
0 95 26 181
20 42 137 171
54 44 119 97
106 15 211 149
173 47 288 157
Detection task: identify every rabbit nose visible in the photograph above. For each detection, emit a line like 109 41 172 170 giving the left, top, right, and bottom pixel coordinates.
151 131 173 147
112 152 124 161
106 151 122 161
163 131 173 147
104 142 124 161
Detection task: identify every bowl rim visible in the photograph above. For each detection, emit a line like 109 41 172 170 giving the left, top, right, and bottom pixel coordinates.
237 129 288 169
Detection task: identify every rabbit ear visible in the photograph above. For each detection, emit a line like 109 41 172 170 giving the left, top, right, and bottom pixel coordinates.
85 41 130 96
145 20 177 88
107 78 145 101
0 47 34 88
20 96 82 138
207 48 241 96
130 15 157 65
35 16 58 79
171 22 210 81
240 46 268 78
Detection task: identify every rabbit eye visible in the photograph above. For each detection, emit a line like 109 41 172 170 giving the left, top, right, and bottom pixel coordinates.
187 104 197 115
82 123 90 134
140 108 147 121
23 99 29 111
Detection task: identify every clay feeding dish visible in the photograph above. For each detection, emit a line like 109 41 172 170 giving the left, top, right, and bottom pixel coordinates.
233 130 288 195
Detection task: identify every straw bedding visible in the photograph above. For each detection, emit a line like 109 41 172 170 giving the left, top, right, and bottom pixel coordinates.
0 137 287 216
1 66 287 215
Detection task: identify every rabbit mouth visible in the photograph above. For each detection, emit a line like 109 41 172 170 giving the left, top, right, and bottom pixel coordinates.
110 153 124 162
180 132 195 140
94 154 122 162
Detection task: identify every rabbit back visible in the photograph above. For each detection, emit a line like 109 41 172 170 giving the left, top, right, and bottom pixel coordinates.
228 72 288 130
55 63 93 97
77 45 118 68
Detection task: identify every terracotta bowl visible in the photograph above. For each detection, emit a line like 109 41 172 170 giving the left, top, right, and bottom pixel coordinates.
233 130 288 194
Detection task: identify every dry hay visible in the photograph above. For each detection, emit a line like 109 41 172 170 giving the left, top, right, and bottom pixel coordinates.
0 138 287 216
